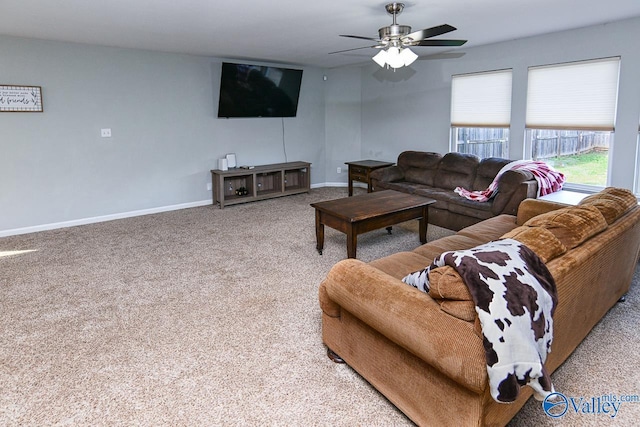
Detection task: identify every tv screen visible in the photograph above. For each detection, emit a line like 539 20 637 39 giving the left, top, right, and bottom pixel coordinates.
217 62 303 118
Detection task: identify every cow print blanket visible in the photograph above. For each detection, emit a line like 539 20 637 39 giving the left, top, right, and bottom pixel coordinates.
402 238 558 403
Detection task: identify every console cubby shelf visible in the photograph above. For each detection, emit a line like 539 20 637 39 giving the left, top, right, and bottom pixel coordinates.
211 161 311 208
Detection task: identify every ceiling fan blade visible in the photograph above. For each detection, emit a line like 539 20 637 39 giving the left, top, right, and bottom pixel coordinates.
414 39 467 47
404 24 456 42
417 52 466 60
339 34 380 42
329 45 380 55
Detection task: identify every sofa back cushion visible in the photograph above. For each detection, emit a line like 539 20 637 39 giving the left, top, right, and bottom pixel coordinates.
524 205 607 249
433 152 479 190
397 151 442 186
501 226 567 263
578 187 637 224
473 157 511 190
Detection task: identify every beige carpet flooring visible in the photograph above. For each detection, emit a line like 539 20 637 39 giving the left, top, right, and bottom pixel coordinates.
1 187 638 426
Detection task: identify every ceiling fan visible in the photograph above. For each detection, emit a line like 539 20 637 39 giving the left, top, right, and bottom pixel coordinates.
331 2 467 69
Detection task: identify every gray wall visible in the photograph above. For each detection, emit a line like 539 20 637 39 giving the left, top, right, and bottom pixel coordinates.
324 67 362 184
355 17 640 188
0 36 326 234
3 16 640 235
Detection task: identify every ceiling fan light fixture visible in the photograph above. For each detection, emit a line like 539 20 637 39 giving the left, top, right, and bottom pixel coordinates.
400 47 418 66
372 50 388 67
386 47 405 69
372 46 417 69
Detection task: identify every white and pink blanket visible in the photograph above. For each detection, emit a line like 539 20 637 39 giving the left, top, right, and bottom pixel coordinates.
454 160 565 202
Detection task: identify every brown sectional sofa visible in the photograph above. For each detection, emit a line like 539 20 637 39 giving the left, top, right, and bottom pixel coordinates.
319 187 640 426
370 151 539 231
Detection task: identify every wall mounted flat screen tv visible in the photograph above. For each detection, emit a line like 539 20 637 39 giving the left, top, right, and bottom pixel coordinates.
217 62 303 118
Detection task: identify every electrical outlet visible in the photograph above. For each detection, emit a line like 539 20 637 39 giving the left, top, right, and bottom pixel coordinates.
207 183 212 191
337 167 341 174
100 128 112 138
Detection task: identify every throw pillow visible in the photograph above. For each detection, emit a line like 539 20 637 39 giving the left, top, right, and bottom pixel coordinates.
427 265 473 301
437 300 477 322
524 205 607 249
402 265 475 322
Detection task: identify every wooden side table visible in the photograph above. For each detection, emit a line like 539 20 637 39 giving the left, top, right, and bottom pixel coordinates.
345 160 394 196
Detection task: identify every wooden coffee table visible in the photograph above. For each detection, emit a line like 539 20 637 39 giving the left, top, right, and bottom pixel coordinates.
310 190 436 258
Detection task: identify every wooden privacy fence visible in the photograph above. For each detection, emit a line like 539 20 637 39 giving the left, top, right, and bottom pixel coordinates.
453 129 609 160
532 132 610 160
456 139 507 158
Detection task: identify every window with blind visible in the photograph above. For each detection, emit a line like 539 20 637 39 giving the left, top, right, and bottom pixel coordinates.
450 69 512 159
525 57 620 189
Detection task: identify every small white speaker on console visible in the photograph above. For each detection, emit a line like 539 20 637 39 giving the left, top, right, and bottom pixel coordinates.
226 153 237 168
218 158 228 171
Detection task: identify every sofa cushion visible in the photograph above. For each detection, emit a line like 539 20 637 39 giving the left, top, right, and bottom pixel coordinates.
524 205 607 249
579 199 626 225
376 180 420 194
604 187 637 204
446 197 495 219
413 234 484 259
423 187 494 215
501 226 567 263
579 187 637 224
368 251 433 280
397 151 442 186
457 214 518 242
412 186 453 210
516 199 571 226
434 152 479 191
472 157 511 191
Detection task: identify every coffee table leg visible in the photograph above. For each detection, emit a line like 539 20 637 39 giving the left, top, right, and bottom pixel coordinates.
346 223 357 258
315 210 325 255
419 206 428 244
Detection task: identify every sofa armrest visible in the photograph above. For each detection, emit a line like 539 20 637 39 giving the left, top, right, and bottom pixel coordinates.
491 170 538 215
369 165 404 187
516 198 571 225
322 258 487 393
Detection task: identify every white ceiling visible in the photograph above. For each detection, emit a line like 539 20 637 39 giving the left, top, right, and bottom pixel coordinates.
2 0 640 68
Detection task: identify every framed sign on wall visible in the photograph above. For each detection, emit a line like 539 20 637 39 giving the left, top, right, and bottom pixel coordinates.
0 85 43 112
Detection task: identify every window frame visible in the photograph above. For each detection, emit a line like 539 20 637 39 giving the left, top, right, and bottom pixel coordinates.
450 69 513 159
524 57 621 190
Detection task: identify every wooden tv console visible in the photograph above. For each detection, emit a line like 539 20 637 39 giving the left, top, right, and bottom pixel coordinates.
211 161 311 208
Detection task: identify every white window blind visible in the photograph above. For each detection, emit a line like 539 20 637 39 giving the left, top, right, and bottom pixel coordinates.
526 57 620 131
450 69 512 128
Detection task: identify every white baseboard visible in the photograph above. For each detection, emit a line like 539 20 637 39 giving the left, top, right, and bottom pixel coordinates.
1 183 367 237
0 200 212 237
313 182 345 188
312 182 366 189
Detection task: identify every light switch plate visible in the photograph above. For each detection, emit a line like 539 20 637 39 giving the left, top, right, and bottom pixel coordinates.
101 128 112 138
